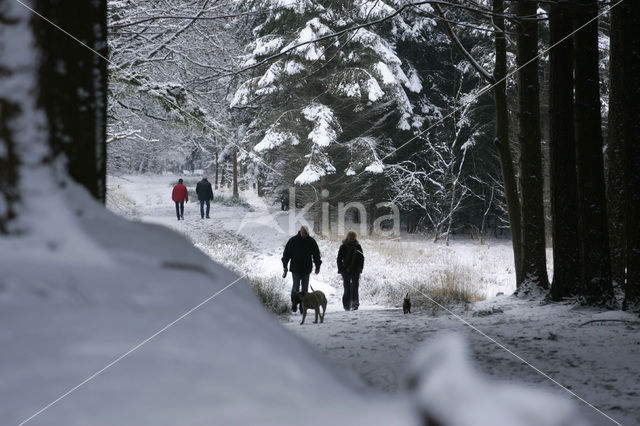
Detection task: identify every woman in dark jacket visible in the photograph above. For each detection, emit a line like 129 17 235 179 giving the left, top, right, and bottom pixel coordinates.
337 231 364 311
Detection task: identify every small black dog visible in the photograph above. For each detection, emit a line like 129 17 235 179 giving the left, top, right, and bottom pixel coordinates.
403 293 411 314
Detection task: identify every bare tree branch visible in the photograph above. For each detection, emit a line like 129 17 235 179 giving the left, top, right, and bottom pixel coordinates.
430 2 495 83
109 10 268 30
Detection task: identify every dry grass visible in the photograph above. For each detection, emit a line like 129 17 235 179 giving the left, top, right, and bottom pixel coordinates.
106 185 137 216
245 275 290 316
374 264 484 314
428 266 485 304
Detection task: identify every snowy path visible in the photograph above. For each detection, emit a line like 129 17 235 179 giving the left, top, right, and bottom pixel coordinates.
109 175 640 426
282 301 640 426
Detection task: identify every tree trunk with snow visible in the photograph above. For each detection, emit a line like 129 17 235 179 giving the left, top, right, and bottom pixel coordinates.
548 1 580 299
0 0 107 234
0 2 40 234
572 0 614 304
257 178 264 198
622 1 640 311
515 0 549 292
493 0 524 288
313 201 323 236
220 164 226 189
214 151 219 190
445 181 456 246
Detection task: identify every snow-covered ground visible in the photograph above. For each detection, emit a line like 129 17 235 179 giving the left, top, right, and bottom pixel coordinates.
1 181 416 426
105 174 640 426
3 174 636 425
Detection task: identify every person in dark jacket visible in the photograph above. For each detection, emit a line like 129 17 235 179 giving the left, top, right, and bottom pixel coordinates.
171 178 189 220
337 230 364 311
282 226 322 312
195 177 214 219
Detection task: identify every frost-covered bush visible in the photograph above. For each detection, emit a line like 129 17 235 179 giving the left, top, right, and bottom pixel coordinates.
194 239 247 272
106 184 137 216
246 275 291 315
212 194 254 211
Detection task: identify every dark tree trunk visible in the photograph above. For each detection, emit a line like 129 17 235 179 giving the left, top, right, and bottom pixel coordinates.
407 209 418 233
515 0 549 292
607 4 626 291
572 0 614 304
313 177 328 236
257 178 264 197
0 0 106 234
549 0 580 299
232 150 239 197
214 151 219 190
367 201 375 236
370 175 384 236
36 0 107 202
0 56 21 233
493 0 524 287
622 1 640 311
313 202 322 235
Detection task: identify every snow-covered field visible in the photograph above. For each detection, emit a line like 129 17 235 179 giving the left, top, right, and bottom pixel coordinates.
107 175 521 310
106 174 640 426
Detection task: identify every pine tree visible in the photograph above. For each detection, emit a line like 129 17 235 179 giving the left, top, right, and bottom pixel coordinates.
232 1 424 203
493 0 524 286
549 0 580 299
607 0 626 292
622 0 640 311
572 0 614 304
384 3 500 240
515 0 549 292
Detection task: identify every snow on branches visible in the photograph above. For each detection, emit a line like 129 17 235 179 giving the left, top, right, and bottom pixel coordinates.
232 0 424 189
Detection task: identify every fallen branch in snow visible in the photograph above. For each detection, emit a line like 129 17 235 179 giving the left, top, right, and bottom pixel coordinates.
578 319 640 327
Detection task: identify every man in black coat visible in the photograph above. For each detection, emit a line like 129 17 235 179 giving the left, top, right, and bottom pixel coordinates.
282 226 322 312
195 177 214 219
337 230 364 311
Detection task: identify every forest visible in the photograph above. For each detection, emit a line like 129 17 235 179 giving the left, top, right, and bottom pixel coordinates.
4 0 636 305
1 1 640 425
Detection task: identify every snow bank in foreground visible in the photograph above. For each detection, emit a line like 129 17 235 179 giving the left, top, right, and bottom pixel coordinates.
0 185 414 426
407 334 586 426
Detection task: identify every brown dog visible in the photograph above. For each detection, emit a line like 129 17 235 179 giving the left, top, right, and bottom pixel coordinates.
403 293 411 314
296 290 327 325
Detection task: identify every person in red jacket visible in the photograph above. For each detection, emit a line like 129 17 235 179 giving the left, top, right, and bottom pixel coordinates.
171 178 189 220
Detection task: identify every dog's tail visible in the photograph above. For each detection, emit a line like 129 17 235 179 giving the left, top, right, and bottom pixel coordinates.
405 292 409 299
310 285 315 292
